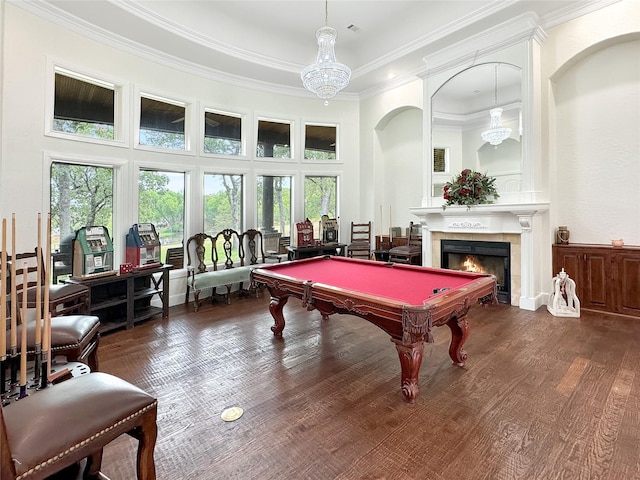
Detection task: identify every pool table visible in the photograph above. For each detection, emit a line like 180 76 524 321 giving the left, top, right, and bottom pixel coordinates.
251 255 497 403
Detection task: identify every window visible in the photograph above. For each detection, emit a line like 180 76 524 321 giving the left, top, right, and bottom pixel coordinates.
304 176 338 228
256 120 291 158
304 124 336 160
204 111 242 155
433 147 448 173
53 69 115 140
50 162 114 280
139 95 186 150
138 170 185 260
257 175 291 236
204 173 244 233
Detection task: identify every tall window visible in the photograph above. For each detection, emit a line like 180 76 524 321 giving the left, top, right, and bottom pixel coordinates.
304 124 336 160
304 176 338 228
204 174 244 233
139 95 186 150
257 175 291 236
204 111 242 155
50 162 114 281
138 170 185 260
256 120 291 158
53 69 115 140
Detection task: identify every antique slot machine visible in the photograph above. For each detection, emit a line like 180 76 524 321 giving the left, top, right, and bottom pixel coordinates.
126 223 162 269
72 226 117 278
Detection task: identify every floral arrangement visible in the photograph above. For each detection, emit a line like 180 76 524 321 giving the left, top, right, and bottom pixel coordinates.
442 169 499 209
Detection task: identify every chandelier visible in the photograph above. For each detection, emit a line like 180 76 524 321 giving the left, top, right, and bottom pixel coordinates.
301 0 351 105
481 64 511 146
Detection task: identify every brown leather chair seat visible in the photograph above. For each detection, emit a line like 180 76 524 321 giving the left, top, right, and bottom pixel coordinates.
8 315 101 372
1 372 157 480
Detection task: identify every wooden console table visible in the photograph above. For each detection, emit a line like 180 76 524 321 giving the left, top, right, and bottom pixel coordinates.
286 243 347 261
64 264 171 333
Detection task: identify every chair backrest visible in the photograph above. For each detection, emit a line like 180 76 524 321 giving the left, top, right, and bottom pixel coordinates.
185 233 215 274
212 229 243 270
350 222 372 244
6 249 44 296
407 222 422 247
165 246 184 269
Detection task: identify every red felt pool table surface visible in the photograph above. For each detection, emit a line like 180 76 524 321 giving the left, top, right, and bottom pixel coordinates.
260 255 480 305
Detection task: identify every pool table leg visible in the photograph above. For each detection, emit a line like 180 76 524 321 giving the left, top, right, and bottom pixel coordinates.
391 339 425 404
446 314 470 366
268 294 289 337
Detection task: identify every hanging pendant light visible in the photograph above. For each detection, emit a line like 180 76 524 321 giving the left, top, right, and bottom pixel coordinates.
481 64 511 146
301 0 351 106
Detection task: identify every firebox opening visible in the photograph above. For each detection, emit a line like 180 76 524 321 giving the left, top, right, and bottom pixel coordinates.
441 240 511 304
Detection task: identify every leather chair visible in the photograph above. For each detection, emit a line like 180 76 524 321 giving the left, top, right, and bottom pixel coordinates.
4 250 100 371
388 222 422 265
1 372 158 480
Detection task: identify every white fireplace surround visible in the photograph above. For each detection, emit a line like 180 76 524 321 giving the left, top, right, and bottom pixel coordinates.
409 202 549 311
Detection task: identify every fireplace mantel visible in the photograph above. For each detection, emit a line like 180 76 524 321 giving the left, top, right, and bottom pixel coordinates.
410 202 550 311
409 203 549 234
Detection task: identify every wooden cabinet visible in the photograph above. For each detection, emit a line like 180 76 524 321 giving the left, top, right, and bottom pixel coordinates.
64 264 171 333
552 244 640 317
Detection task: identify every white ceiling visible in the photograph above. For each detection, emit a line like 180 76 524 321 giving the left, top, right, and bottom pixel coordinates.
19 0 617 98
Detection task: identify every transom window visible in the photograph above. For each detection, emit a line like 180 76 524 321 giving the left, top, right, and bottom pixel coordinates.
139 95 186 150
256 120 291 158
304 124 336 160
53 69 115 140
204 111 242 156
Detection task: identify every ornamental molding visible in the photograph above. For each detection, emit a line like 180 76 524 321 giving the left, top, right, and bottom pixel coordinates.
448 221 487 230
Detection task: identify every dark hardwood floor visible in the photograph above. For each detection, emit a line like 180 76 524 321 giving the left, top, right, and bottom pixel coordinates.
97 293 640 479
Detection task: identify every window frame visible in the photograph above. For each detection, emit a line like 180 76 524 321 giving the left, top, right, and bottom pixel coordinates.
134 89 195 155
202 170 247 234
200 106 249 160
45 60 129 148
254 170 295 238
302 123 339 163
255 115 295 162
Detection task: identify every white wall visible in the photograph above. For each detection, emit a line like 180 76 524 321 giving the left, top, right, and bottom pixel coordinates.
543 0 640 247
0 4 360 305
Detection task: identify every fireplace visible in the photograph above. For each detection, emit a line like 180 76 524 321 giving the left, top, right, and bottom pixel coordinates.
441 240 511 303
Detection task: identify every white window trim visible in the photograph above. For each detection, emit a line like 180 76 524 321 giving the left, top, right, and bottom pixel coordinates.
301 122 341 164
134 88 195 156
45 59 129 148
254 114 296 162
200 105 250 161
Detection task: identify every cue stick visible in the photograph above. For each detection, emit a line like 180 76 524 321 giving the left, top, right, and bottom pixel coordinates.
18 261 28 399
10 214 18 385
40 214 51 389
32 214 42 383
1 219 7 395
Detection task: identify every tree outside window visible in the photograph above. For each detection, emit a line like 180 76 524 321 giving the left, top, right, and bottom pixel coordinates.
304 176 338 229
138 170 185 260
50 162 114 281
257 175 291 236
204 174 243 233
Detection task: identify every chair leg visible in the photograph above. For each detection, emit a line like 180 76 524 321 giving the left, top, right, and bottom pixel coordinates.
130 408 158 480
83 448 104 479
193 290 201 312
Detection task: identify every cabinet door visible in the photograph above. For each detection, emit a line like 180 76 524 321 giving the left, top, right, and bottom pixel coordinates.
581 251 611 311
552 248 583 302
614 253 640 316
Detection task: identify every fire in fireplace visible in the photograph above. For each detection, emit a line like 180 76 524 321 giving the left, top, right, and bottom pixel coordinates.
441 240 511 303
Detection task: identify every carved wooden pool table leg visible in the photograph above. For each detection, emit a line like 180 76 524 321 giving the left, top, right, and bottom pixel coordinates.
391 339 425 403
268 294 289 337
446 314 470 366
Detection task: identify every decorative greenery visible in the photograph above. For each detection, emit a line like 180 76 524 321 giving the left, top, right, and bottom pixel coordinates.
442 169 499 209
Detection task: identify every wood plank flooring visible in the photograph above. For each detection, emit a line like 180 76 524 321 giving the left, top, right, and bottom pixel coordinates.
96 293 640 480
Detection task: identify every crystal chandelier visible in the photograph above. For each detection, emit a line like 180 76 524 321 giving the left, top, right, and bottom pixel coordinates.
301 0 351 105
481 64 511 146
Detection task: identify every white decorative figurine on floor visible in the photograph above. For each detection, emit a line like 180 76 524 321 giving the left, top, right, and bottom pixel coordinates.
547 268 580 317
